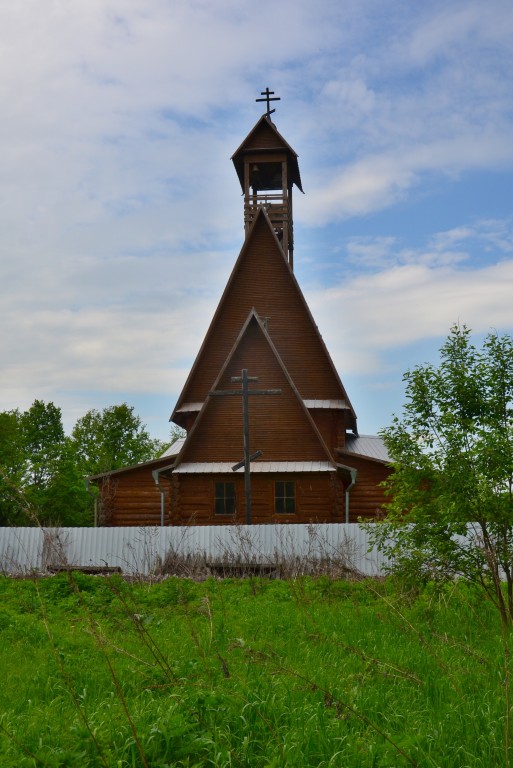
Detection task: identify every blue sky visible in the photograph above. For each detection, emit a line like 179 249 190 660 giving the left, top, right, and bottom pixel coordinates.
1 0 513 442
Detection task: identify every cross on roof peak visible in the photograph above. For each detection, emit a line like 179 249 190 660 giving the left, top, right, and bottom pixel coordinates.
256 87 280 118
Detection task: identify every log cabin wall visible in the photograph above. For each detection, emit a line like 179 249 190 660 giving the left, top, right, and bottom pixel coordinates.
97 463 164 527
343 456 390 522
94 458 390 527
170 472 343 526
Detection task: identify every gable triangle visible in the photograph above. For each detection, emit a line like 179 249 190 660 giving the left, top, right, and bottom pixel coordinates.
175 311 334 467
171 208 356 431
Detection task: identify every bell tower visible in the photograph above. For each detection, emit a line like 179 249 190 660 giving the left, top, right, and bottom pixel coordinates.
231 90 303 269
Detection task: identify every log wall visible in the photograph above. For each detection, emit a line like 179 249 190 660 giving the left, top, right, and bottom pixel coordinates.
170 472 343 526
96 460 166 527
94 457 391 527
344 456 391 522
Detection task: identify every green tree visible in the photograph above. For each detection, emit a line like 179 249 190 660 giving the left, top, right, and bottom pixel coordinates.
0 401 89 525
0 400 165 526
21 400 65 489
369 325 513 628
0 410 31 524
71 403 165 477
43 439 94 526
18 400 92 525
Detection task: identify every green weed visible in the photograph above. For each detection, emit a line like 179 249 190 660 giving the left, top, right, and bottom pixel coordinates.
0 575 508 767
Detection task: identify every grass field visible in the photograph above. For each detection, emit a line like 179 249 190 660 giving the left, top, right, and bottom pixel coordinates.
0 573 509 767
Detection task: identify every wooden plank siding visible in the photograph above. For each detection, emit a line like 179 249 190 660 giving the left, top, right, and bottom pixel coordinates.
173 212 350 419
309 408 347 454
180 317 332 464
240 120 287 151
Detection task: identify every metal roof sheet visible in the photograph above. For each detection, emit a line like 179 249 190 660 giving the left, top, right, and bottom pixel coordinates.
303 399 347 409
342 434 391 463
160 437 186 458
175 402 203 413
174 461 336 474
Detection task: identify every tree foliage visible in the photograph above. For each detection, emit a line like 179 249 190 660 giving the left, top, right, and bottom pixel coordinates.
0 410 29 525
370 325 513 627
71 404 165 477
21 400 65 488
0 400 166 527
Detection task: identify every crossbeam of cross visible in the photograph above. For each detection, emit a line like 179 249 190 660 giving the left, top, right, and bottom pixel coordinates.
256 87 280 118
209 369 282 524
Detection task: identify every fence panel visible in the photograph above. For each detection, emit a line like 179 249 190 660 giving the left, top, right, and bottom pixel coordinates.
0 524 387 576
0 527 43 572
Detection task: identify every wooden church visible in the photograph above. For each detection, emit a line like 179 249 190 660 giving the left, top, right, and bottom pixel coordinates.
90 96 391 526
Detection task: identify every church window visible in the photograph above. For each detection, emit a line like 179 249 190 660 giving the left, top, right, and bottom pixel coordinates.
215 482 236 515
275 481 295 514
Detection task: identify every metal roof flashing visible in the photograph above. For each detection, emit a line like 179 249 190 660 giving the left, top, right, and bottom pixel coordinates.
173 461 336 474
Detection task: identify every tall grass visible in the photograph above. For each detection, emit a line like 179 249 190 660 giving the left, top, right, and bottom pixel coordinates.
0 574 508 767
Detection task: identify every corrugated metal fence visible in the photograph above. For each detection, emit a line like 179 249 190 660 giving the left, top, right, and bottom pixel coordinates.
0 524 388 576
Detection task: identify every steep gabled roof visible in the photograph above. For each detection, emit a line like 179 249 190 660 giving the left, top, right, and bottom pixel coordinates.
171 208 357 431
231 115 303 192
173 311 335 468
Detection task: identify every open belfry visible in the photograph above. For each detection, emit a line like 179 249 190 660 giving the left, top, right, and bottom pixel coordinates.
91 92 392 526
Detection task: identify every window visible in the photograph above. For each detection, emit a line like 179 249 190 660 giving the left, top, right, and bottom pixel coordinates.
275 481 296 514
215 482 236 515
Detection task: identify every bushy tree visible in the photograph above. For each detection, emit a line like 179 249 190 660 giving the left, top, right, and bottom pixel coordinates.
43 441 94 526
0 401 89 525
0 400 165 526
169 424 186 445
21 400 65 488
71 403 165 477
19 400 70 523
0 410 30 524
369 325 513 628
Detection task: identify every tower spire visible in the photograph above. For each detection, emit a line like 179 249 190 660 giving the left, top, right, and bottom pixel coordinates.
232 111 303 269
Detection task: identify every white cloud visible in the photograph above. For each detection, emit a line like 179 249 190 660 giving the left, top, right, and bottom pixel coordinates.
2 0 513 439
298 128 513 225
308 252 513 378
406 1 513 66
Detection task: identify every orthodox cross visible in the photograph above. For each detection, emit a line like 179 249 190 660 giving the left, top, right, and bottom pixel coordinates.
256 87 280 118
209 369 281 524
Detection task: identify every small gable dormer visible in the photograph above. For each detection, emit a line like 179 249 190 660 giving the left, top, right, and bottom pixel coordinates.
231 115 303 269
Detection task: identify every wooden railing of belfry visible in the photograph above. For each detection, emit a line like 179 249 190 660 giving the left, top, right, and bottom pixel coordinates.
244 193 292 262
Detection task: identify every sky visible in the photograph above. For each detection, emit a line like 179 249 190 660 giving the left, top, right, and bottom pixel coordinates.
1 0 513 442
